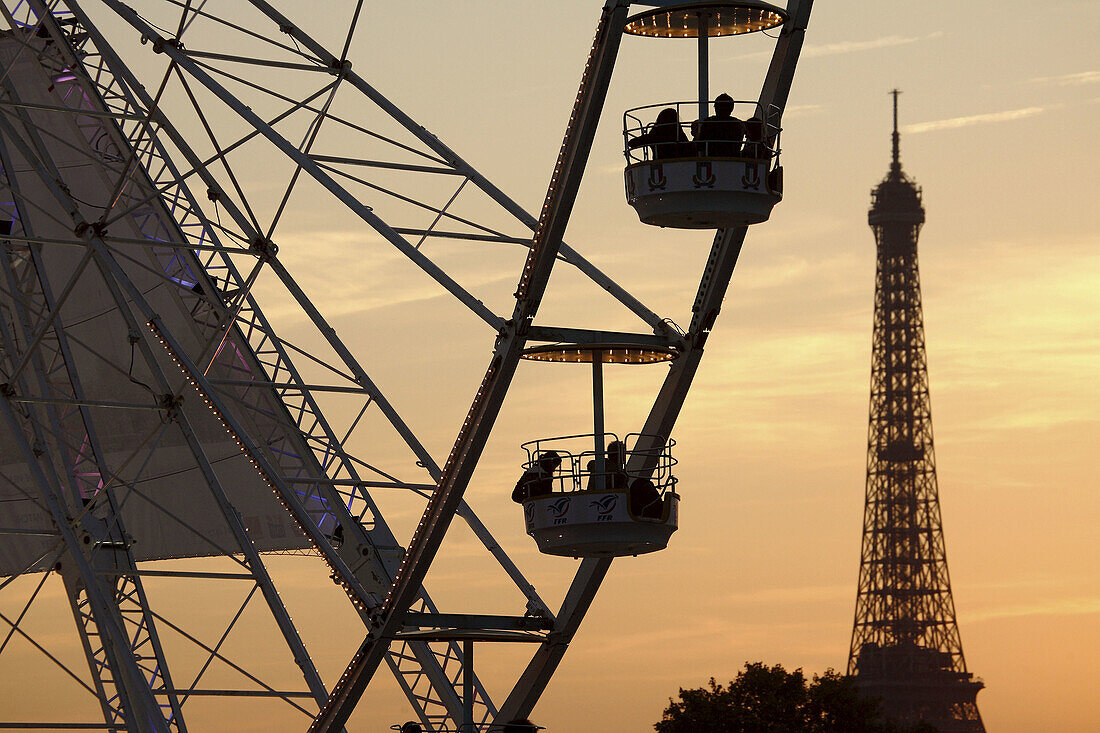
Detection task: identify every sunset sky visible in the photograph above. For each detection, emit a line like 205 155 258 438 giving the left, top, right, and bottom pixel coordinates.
1 1 1097 731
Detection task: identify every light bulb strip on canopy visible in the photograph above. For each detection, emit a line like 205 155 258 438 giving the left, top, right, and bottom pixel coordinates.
520 343 678 364
521 340 677 505
624 1 788 39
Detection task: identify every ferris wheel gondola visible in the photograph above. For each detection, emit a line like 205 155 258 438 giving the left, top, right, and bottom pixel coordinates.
516 344 680 558
622 1 790 228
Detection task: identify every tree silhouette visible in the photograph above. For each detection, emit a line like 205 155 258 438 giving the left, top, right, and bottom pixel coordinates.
656 663 937 733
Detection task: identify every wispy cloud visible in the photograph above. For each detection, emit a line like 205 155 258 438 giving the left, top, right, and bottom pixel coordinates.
784 103 824 118
1026 70 1100 86
803 32 941 59
903 106 1046 134
730 32 942 62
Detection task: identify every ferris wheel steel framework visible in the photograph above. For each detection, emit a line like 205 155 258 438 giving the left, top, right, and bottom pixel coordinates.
0 0 814 730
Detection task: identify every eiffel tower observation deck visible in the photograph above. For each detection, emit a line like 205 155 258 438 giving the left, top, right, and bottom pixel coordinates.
847 91 986 733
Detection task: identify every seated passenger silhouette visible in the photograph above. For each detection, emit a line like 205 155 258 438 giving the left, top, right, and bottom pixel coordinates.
628 477 663 519
586 441 629 491
512 451 561 503
628 107 693 160
399 723 423 733
694 93 745 157
329 522 344 549
605 440 628 490
741 114 768 159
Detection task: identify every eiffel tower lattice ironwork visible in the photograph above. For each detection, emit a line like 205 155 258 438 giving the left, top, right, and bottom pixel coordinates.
847 90 985 733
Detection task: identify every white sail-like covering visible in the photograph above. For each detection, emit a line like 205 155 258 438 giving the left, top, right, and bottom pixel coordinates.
0 32 326 574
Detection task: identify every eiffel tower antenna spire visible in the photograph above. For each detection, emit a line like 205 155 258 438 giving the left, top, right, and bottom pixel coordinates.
891 88 902 172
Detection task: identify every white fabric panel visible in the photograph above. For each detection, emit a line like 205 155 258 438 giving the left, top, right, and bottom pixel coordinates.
0 34 327 575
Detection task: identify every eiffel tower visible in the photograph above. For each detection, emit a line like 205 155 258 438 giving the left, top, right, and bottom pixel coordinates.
847 91 985 733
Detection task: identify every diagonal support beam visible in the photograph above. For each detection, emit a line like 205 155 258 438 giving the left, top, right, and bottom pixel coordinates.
0 397 171 733
305 3 633 729
494 0 816 721
244 0 666 334
495 225 750 722
42 9 517 724
0 27 335 720
102 0 504 331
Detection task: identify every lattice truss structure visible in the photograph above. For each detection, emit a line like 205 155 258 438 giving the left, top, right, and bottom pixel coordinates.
0 1 812 731
848 99 984 733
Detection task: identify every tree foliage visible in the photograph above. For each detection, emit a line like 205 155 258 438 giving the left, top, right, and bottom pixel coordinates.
655 662 935 733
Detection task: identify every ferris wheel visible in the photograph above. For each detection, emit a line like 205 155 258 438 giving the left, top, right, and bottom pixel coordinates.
0 1 813 731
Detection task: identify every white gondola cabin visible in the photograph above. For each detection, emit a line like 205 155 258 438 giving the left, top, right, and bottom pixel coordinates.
516 344 680 558
517 432 679 558
621 1 789 228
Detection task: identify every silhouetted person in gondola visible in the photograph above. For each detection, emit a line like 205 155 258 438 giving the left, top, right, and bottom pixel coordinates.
695 93 745 157
586 440 629 491
398 722 422 733
605 440 628 490
628 107 693 160
741 114 768 159
512 451 561 503
629 476 663 519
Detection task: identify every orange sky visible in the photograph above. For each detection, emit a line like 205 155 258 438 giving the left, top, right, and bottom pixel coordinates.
1 1 1097 731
